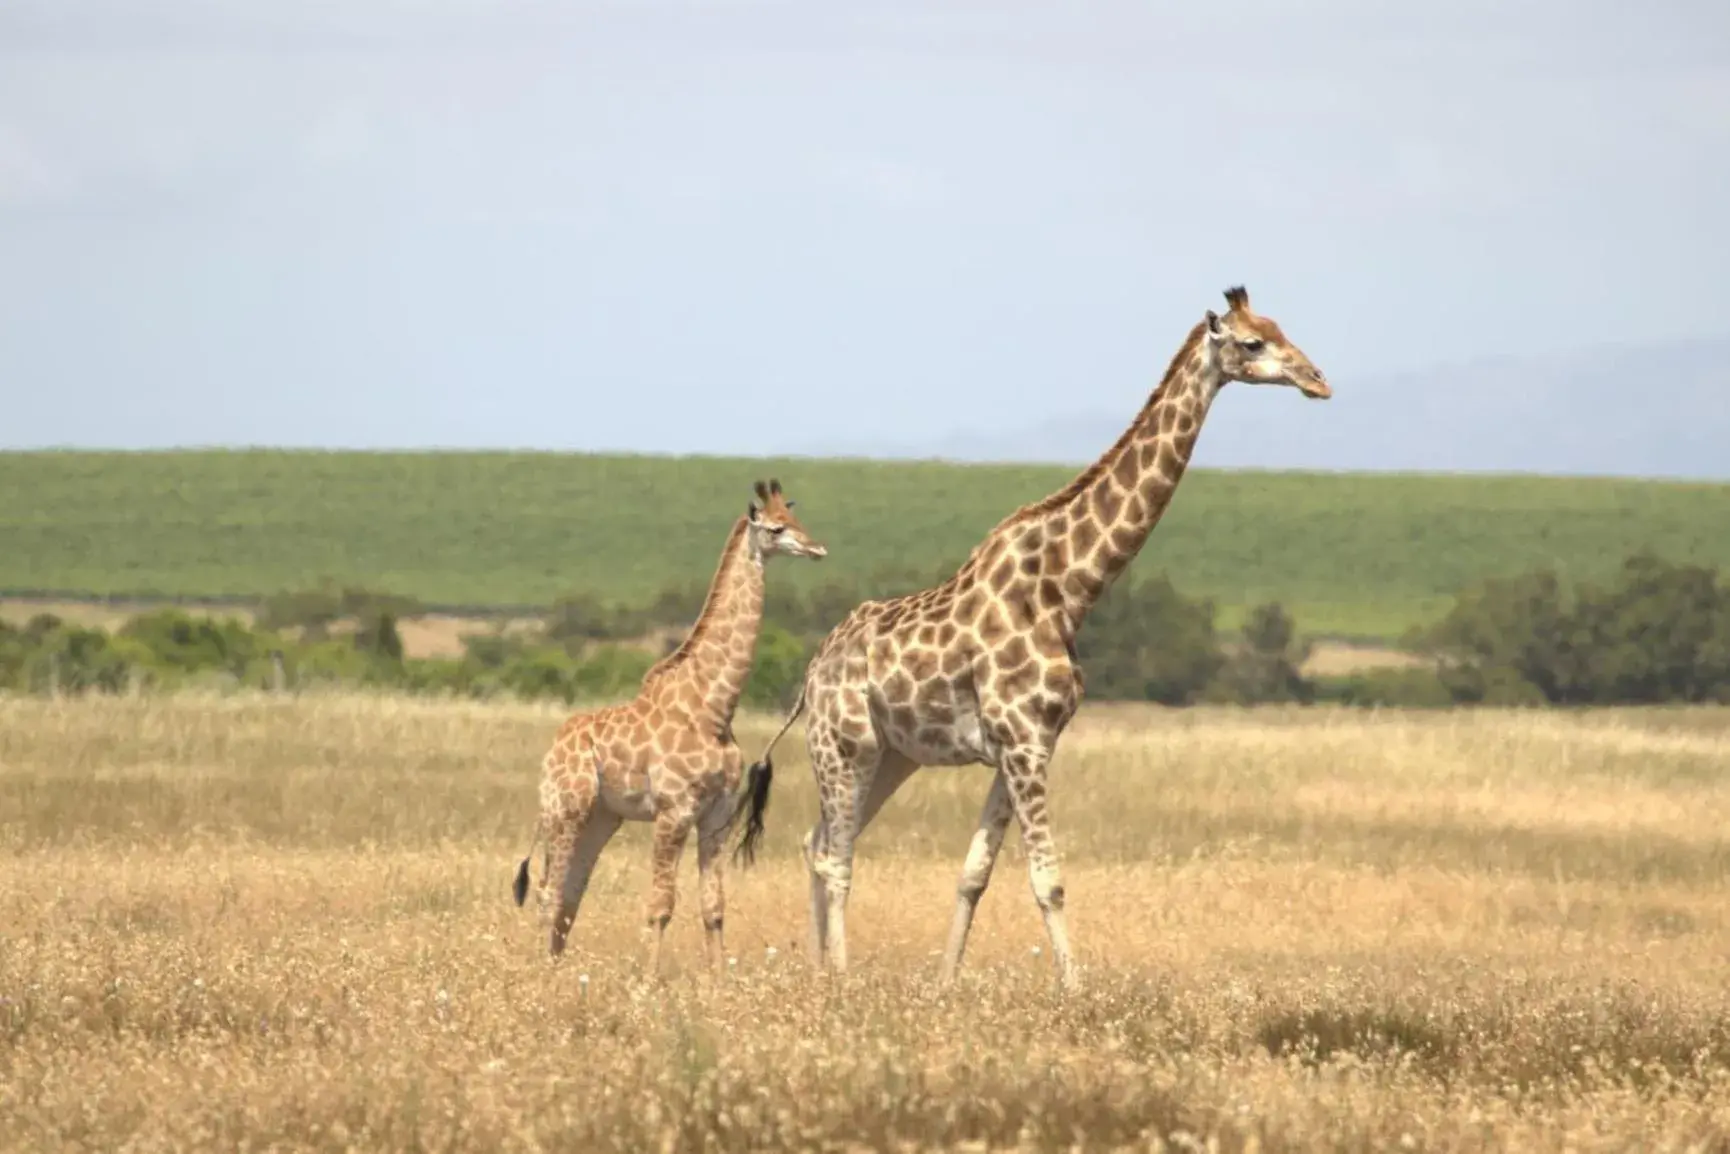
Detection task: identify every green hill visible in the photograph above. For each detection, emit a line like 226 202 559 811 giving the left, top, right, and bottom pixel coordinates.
5 449 1730 638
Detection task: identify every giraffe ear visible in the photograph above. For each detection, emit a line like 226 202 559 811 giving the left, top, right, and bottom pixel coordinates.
785 499 796 509
747 501 761 522
1205 309 1223 337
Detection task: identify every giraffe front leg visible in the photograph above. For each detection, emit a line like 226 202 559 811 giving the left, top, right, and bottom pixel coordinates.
645 808 693 977
940 769 1014 984
1000 745 1077 990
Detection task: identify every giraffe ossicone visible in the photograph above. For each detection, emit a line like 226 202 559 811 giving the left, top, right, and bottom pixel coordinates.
733 286 1331 989
513 477 827 972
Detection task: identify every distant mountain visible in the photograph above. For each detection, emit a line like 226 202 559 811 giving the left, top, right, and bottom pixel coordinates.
833 337 1730 480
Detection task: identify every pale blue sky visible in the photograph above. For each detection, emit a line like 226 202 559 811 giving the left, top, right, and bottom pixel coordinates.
2 1 1726 468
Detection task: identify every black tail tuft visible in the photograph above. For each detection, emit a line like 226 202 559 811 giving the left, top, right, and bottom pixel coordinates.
512 857 531 907
731 756 774 868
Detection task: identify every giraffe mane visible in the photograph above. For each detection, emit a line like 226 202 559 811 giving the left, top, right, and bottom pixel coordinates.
994 318 1209 531
640 515 751 685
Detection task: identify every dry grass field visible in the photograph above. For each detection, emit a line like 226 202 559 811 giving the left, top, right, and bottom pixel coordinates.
4 694 1730 1151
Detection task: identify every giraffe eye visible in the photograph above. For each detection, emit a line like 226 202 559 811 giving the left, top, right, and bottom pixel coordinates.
768 525 786 535
1242 338 1266 354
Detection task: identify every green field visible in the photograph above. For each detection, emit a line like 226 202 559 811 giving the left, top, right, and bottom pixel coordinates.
5 449 1730 638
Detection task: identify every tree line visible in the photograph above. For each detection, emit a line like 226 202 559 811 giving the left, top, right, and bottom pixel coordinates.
4 553 1728 708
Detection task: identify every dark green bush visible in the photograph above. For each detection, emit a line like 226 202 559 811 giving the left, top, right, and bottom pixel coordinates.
1211 602 1314 704
23 625 134 695
570 645 655 700
496 646 583 703
743 623 811 710
460 629 529 669
1316 666 1455 709
352 611 405 663
255 587 344 635
642 580 709 630
256 583 424 636
1076 574 1224 705
120 609 269 678
544 592 644 646
1412 554 1730 706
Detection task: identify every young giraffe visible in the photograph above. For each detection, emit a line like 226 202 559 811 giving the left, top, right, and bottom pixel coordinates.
514 478 826 970
732 287 1330 988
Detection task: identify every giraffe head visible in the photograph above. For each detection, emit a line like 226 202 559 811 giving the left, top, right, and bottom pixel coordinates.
1204 286 1331 400
747 478 827 560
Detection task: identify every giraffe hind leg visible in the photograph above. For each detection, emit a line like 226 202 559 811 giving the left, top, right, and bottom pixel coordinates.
546 807 623 957
645 808 694 976
695 802 733 971
940 768 1014 983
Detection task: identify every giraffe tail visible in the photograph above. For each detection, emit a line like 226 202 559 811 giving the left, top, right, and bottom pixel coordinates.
731 754 774 868
730 686 806 868
512 817 541 908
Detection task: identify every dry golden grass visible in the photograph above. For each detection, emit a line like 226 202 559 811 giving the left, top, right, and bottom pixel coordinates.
4 694 1730 1151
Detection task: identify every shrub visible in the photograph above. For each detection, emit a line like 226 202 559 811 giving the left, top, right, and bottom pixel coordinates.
24 625 134 695
544 593 643 646
120 610 268 678
399 657 477 697
496 647 583 703
1077 573 1224 705
1316 666 1455 709
642 581 709 630
256 587 344 635
804 579 868 636
291 640 396 689
570 645 654 701
743 623 810 710
1211 602 1314 704
1412 554 1730 706
256 584 424 636
762 585 811 636
352 611 405 663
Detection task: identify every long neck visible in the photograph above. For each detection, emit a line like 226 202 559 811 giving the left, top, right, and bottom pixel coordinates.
644 517 765 730
1019 323 1223 627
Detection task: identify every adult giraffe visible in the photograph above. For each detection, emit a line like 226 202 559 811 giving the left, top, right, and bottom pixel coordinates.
732 287 1331 988
514 479 826 972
